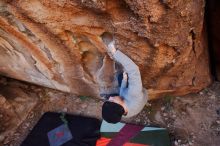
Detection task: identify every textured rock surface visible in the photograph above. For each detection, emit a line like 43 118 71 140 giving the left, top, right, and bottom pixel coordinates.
0 80 38 142
0 0 211 99
1 77 220 146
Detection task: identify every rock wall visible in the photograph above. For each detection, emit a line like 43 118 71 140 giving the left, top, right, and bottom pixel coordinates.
206 0 220 81
0 77 38 142
0 0 211 99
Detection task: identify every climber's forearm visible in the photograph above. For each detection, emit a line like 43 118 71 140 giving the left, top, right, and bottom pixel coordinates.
113 50 138 73
113 50 142 91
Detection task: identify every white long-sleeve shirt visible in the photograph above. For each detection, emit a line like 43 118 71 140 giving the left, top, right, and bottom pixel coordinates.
113 50 148 118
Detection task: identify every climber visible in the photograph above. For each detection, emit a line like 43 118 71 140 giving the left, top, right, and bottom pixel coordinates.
101 32 148 124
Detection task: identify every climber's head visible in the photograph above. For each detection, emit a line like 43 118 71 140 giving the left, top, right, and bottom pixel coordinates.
102 96 128 124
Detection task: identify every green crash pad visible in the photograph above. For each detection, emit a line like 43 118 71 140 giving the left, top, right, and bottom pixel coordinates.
100 120 171 146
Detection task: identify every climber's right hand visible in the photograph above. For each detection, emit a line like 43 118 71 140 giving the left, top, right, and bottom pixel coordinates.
106 41 117 56
101 32 117 58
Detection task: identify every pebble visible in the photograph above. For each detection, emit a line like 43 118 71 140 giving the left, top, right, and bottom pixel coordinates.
180 11 186 17
0 96 6 105
3 138 10 145
172 114 177 118
161 106 165 111
81 103 87 109
14 133 20 136
216 120 220 124
63 108 68 112
75 98 81 103
163 113 168 117
0 135 4 143
154 43 159 47
25 123 30 128
135 119 141 123
176 96 181 99
146 102 151 106
209 95 216 99
189 142 193 145
174 141 178 146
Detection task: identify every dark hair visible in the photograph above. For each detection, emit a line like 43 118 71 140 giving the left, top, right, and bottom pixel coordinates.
102 101 125 124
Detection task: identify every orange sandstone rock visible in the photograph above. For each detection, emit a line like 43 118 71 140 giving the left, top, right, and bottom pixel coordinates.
0 0 211 99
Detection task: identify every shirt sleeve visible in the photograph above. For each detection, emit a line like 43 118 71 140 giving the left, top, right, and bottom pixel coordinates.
113 50 143 94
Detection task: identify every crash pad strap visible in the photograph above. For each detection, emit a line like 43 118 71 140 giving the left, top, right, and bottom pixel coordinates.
107 124 144 146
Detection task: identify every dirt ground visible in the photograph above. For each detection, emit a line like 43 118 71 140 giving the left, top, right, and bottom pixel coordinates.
0 77 219 146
